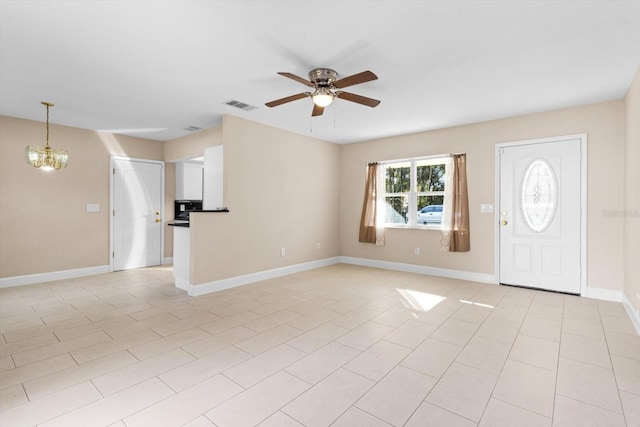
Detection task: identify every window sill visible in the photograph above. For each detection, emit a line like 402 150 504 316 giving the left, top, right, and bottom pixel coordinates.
385 224 443 231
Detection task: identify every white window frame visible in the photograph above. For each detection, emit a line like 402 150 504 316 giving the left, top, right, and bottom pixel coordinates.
382 155 447 229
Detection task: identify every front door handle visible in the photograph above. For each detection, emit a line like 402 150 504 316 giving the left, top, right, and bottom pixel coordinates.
501 220 508 226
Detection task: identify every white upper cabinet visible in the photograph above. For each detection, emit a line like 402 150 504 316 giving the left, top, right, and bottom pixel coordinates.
175 161 203 200
203 146 223 209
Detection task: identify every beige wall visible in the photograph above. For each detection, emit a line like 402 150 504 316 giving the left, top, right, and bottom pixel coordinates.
163 126 222 257
164 162 175 258
340 100 626 292
0 93 632 301
0 116 166 277
164 126 222 162
624 68 640 317
189 115 341 284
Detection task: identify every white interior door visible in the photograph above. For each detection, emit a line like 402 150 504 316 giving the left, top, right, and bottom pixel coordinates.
499 138 582 294
113 158 163 271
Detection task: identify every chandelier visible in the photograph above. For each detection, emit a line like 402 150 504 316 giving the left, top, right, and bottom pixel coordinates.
25 102 69 170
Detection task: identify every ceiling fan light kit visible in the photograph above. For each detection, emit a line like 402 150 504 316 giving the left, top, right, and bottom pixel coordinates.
266 68 380 117
311 87 334 107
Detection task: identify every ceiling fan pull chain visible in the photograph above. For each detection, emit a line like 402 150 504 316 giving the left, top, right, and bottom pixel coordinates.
333 103 336 129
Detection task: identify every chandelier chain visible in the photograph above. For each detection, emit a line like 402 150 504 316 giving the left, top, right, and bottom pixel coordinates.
42 101 53 148
45 104 49 147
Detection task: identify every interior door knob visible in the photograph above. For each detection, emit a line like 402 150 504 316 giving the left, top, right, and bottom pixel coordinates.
501 220 508 226
155 219 161 223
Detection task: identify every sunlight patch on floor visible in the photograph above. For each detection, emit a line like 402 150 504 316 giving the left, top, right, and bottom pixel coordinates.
396 288 445 312
459 299 495 309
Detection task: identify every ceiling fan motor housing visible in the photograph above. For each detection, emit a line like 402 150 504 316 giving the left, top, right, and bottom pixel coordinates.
309 68 337 87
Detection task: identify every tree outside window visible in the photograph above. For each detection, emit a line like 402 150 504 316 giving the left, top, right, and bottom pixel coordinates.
384 158 446 227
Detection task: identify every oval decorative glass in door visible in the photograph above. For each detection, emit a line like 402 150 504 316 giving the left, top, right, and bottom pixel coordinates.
521 159 558 232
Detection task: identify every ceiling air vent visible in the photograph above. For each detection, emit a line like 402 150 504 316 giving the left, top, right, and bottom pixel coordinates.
182 126 201 132
225 100 257 111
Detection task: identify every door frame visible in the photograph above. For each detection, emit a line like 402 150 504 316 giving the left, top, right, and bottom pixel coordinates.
494 134 588 295
109 155 165 272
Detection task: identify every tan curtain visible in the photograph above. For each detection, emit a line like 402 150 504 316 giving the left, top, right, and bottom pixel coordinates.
359 163 379 243
442 154 470 252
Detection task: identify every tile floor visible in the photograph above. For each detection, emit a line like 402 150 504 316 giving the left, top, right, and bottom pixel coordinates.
0 264 639 426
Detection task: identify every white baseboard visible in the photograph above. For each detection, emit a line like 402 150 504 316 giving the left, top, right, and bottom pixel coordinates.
0 265 111 288
179 256 497 297
583 287 623 302
622 293 640 335
183 257 342 296
162 257 173 266
174 277 189 292
339 256 498 285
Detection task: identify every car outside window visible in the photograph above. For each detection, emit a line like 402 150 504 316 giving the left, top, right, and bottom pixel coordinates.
383 157 446 228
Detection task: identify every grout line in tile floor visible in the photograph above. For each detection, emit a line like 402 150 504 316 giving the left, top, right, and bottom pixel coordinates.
0 264 638 426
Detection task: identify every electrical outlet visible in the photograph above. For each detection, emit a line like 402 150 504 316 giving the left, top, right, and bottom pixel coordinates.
316 243 321 250
480 204 494 213
414 247 421 255
86 203 100 212
281 248 286 257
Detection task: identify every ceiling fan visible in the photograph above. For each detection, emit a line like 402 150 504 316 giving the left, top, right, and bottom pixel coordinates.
265 68 380 116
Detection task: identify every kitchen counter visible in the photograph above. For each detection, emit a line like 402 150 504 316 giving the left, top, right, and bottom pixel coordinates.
200 208 229 212
170 208 229 290
168 208 229 228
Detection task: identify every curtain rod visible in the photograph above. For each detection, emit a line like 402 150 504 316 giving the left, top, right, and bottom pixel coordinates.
372 152 465 166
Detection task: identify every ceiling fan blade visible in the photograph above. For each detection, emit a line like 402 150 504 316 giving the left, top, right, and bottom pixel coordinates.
312 104 324 117
265 92 310 107
333 70 378 89
278 72 315 87
336 91 381 107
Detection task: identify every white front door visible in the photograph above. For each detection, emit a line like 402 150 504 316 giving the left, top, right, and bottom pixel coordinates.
499 137 583 294
113 158 163 271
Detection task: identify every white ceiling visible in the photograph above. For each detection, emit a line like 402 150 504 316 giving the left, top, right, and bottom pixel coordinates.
1 1 639 144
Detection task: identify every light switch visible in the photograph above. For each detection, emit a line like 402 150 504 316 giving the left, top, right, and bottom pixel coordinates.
86 203 100 213
480 204 494 213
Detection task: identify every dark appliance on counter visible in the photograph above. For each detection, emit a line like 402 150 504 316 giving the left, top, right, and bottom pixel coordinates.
174 200 203 221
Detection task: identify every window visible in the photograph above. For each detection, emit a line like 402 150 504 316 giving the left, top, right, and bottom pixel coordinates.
383 157 446 228
521 158 557 232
